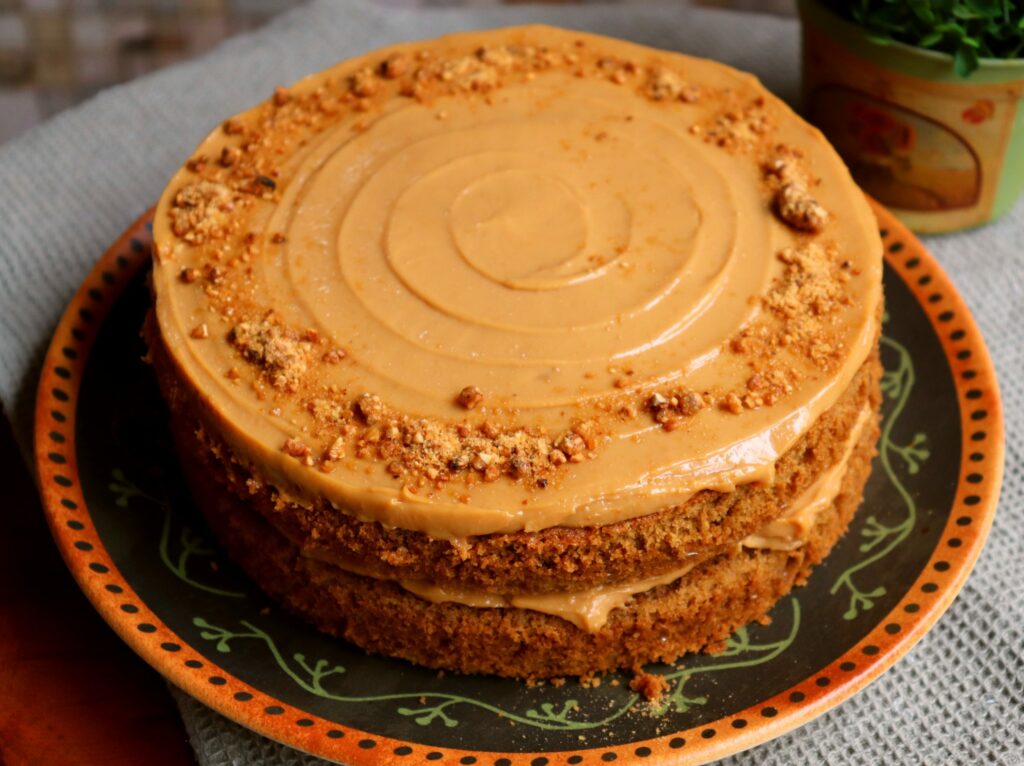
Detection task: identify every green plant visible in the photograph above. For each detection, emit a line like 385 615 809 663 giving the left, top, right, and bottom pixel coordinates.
824 0 1024 75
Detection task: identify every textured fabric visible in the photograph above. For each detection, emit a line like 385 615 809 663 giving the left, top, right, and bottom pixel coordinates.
0 2 1020 764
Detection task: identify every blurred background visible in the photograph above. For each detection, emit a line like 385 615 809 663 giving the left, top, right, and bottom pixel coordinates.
0 0 794 145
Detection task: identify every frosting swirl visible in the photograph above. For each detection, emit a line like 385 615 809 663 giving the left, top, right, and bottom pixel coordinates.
151 26 882 540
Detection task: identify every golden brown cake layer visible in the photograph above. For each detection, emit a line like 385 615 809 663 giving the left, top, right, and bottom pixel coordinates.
175 396 879 678
149 25 883 541
148 312 881 594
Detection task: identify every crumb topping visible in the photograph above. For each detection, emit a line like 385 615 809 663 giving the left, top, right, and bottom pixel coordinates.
229 318 312 391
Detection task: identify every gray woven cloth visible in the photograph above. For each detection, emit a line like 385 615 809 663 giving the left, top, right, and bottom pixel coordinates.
0 2 1021 764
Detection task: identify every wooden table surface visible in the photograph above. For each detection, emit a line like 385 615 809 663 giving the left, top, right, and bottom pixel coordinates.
0 410 196 766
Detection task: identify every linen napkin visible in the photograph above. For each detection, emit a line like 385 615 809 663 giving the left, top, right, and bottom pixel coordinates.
0 2 1020 764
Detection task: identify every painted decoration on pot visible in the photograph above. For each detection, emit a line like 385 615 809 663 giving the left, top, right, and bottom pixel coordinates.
808 86 981 212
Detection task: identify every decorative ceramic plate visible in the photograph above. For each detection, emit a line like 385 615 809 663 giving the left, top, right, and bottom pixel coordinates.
35 201 1003 766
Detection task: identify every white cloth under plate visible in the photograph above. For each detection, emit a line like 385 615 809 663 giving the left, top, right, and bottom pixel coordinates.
0 2 1020 764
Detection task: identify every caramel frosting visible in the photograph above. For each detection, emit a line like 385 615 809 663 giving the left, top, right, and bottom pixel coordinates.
151 26 882 540
305 405 872 632
740 405 873 551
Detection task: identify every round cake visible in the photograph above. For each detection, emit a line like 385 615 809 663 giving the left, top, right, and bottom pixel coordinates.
146 25 883 679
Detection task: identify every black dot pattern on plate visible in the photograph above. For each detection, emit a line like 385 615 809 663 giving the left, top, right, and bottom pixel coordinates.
567 756 584 765
48 452 66 464
529 757 547 766
701 729 715 739
905 257 919 268
88 288 103 302
120 603 138 613
970 410 987 421
922 582 939 592
425 753 442 762
66 519 84 530
966 389 982 400
51 410 66 423
358 739 376 749
185 660 203 669
55 366 71 380
862 645 880 656
88 563 108 573
816 677 830 687
840 662 856 672
957 515 972 526
950 330 965 341
326 730 344 740
967 473 983 484
885 623 901 635
918 275 932 286
393 745 413 756
934 560 951 572
52 387 69 402
963 369 977 380
635 745 653 756
71 328 86 341
601 753 618 762
938 310 954 322
61 499 77 511
265 706 284 715
104 584 123 594
234 691 253 701
208 676 227 685
971 430 987 441
55 475 73 487
789 691 805 702
137 623 156 633
495 758 512 766
78 307 93 322
731 719 747 729
61 346 77 359
296 719 314 727
761 707 778 718
74 541 93 551
948 537 963 548
461 757 477 765
161 642 181 652
669 737 685 749
888 242 904 253
904 603 920 613
970 451 984 461
49 431 66 444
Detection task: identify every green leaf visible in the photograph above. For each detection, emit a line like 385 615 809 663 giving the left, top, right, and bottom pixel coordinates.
824 0 1024 64
955 43 981 75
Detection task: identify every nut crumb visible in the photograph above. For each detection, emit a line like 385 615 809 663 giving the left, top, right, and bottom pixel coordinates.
775 182 828 233
282 437 310 458
457 386 484 410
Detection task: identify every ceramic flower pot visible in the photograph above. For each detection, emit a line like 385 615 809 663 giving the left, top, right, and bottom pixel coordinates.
799 0 1024 233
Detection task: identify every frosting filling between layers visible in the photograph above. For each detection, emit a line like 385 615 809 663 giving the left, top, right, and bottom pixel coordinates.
303 406 874 631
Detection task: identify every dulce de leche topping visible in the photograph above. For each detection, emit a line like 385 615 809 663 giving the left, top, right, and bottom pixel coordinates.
151 26 882 540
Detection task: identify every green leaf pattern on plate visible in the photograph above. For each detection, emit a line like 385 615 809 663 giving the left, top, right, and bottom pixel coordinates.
109 328 923 727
